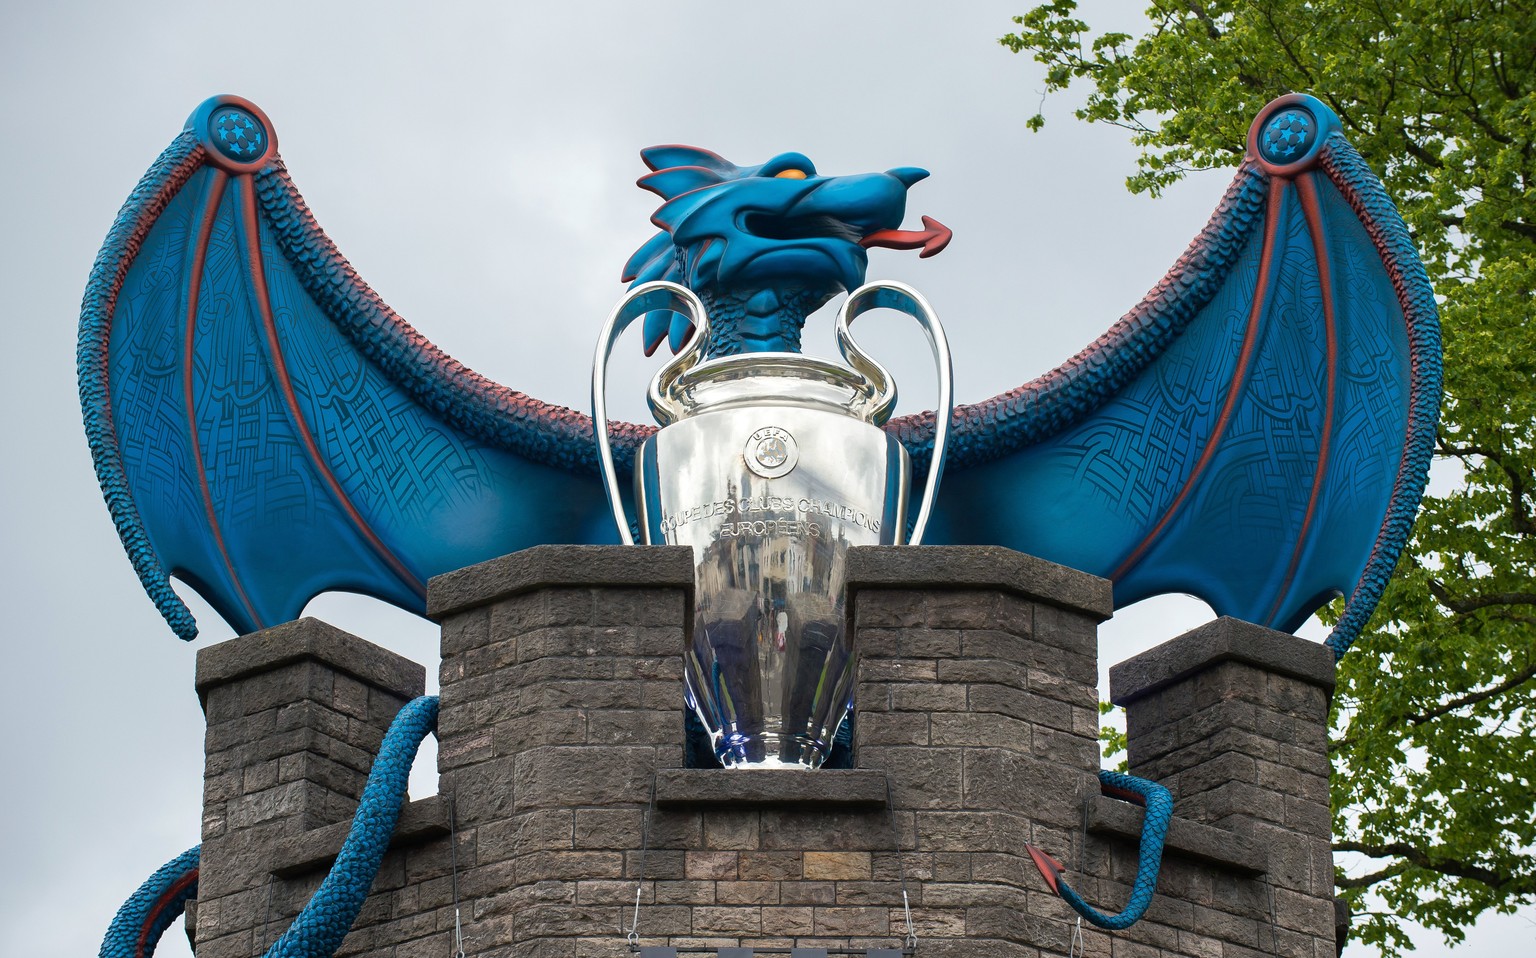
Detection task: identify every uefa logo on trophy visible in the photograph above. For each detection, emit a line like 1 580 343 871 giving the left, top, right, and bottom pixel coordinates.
594 281 953 768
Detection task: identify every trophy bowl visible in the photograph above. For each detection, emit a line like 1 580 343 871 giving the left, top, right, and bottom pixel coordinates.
594 282 951 768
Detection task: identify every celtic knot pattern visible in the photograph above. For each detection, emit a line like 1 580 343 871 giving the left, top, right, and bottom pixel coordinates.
80 93 1439 656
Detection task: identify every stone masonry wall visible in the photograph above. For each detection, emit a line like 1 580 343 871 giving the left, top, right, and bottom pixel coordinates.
190 546 1338 958
191 618 430 958
1109 618 1338 958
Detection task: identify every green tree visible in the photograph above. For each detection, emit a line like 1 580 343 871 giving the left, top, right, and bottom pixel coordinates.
1000 2 1536 953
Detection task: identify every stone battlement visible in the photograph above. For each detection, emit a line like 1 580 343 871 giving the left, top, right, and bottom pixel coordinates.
188 546 1337 958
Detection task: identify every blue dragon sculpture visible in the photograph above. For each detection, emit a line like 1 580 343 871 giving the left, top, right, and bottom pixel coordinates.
83 92 1440 948
79 93 1439 660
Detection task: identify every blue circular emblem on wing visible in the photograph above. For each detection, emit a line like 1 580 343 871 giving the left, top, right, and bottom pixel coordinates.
1245 94 1338 176
1260 107 1314 163
209 107 266 162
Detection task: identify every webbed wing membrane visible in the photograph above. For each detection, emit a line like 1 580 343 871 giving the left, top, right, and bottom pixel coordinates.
903 96 1441 655
80 96 633 639
84 95 1438 656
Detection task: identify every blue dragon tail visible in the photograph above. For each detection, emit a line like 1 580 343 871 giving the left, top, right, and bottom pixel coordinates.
1026 770 1174 930
262 694 439 958
98 846 200 958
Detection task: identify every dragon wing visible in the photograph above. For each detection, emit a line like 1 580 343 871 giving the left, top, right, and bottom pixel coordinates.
79 96 640 640
899 95 1441 655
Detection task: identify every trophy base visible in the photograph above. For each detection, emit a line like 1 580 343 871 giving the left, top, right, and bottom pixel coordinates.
714 731 828 770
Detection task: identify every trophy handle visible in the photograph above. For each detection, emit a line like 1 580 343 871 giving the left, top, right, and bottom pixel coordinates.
591 281 710 544
836 281 954 545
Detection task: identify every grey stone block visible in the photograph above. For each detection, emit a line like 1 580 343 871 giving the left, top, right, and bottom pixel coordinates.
573 808 645 850
269 795 451 878
196 617 426 709
759 807 913 852
864 747 965 810
778 882 837 906
857 711 932 746
853 590 927 629
960 749 1093 818
738 851 802 881
915 811 1031 856
427 545 694 618
1124 702 1328 774
1109 617 1335 706
888 682 967 713
654 769 889 808
1084 795 1264 876
704 812 762 851
847 546 1112 619
515 745 656 811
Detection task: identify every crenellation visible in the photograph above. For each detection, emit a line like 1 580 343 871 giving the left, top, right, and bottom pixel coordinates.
190 548 1340 957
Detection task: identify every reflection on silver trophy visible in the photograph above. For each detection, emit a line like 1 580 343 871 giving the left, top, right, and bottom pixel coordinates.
595 281 952 768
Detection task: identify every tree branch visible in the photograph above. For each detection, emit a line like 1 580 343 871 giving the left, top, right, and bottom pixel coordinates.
1399 133 1445 170
1402 656 1536 726
1500 219 1536 240
1332 644 1536 750
1436 438 1536 534
1182 0 1222 41
1332 841 1514 889
1256 3 1315 88
1424 582 1536 614
1336 862 1407 890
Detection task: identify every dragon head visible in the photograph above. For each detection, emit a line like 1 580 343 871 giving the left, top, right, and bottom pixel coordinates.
622 145 949 357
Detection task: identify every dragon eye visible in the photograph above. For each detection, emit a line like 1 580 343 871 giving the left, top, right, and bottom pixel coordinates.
774 169 808 180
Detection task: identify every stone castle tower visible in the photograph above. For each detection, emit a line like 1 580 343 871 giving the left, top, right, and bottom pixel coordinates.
186 545 1338 958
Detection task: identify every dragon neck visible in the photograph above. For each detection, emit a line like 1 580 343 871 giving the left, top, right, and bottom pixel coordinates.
698 285 835 357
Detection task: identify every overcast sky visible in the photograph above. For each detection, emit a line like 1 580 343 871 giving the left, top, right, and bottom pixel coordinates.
0 2 1527 956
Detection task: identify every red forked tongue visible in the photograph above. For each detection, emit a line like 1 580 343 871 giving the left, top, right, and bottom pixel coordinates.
860 215 952 258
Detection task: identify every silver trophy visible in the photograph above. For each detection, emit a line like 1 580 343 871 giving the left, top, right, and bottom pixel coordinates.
594 281 953 768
